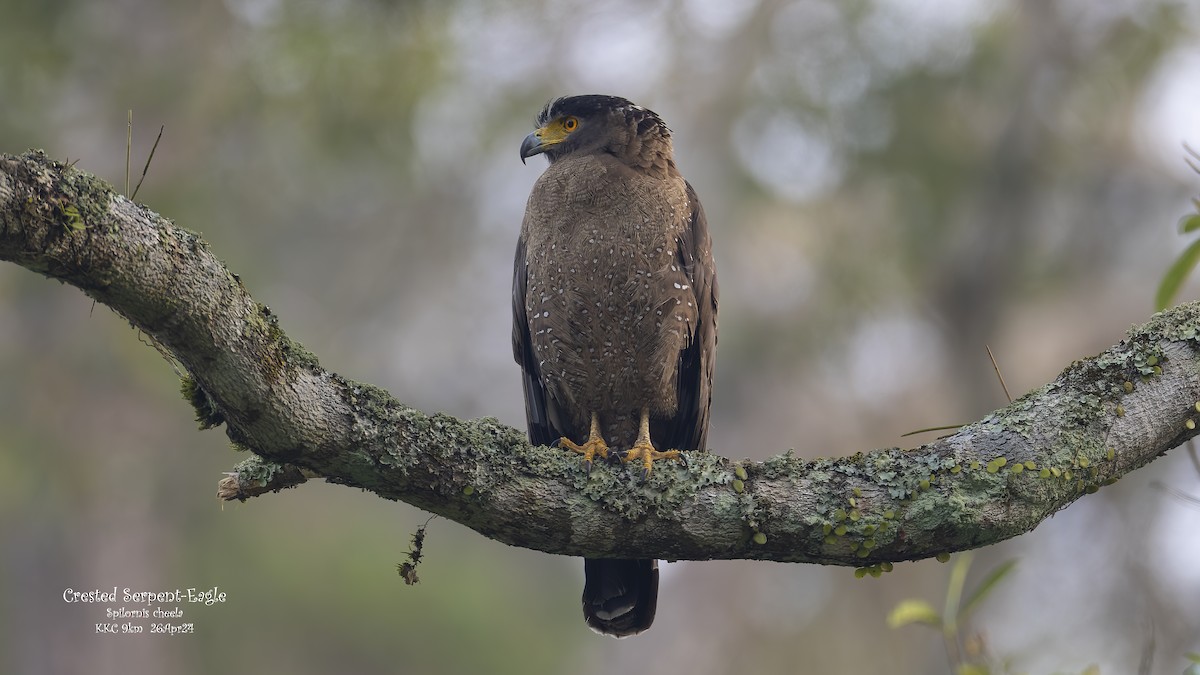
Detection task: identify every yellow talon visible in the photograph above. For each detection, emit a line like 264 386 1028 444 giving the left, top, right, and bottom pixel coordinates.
623 442 680 478
559 412 609 474
623 407 681 478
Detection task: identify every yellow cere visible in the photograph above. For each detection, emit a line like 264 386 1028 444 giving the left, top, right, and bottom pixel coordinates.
538 116 580 145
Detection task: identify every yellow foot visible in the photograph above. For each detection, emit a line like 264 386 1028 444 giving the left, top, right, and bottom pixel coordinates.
558 435 610 475
623 442 680 479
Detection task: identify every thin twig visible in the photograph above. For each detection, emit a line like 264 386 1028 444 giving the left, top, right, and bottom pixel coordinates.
900 423 966 438
1150 480 1200 507
125 110 132 196
1137 614 1155 675
136 330 184 378
131 125 164 201
986 344 1012 403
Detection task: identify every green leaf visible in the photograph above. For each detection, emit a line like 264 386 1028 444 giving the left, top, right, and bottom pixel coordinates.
1186 651 1200 664
886 599 942 629
959 559 1018 620
61 203 85 231
1155 238 1200 311
956 664 990 675
942 551 973 636
1182 214 1200 234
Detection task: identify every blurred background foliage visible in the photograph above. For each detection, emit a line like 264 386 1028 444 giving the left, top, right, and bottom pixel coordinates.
2 0 1200 673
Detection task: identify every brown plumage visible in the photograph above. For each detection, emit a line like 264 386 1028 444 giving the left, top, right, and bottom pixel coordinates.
512 95 718 637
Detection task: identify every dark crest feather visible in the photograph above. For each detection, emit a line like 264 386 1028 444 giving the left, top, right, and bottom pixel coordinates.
536 95 670 139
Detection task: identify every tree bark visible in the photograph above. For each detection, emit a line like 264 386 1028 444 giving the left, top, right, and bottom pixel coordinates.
3 150 1198 568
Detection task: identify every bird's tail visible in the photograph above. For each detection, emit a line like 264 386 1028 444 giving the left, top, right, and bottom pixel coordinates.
582 558 658 637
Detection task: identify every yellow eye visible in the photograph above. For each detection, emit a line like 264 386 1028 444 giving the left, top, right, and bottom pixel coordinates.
563 116 578 132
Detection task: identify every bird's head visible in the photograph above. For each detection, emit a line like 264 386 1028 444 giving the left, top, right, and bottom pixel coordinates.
520 95 673 170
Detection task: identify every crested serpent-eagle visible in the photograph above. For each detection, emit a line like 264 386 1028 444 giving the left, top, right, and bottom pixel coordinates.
513 94 718 637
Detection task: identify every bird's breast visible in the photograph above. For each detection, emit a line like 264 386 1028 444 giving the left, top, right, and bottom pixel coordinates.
522 164 696 431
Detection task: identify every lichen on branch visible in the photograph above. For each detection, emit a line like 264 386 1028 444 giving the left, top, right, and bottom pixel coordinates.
3 149 1199 568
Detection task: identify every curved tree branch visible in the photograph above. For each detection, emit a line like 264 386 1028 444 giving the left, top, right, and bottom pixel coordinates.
3 150 1198 568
